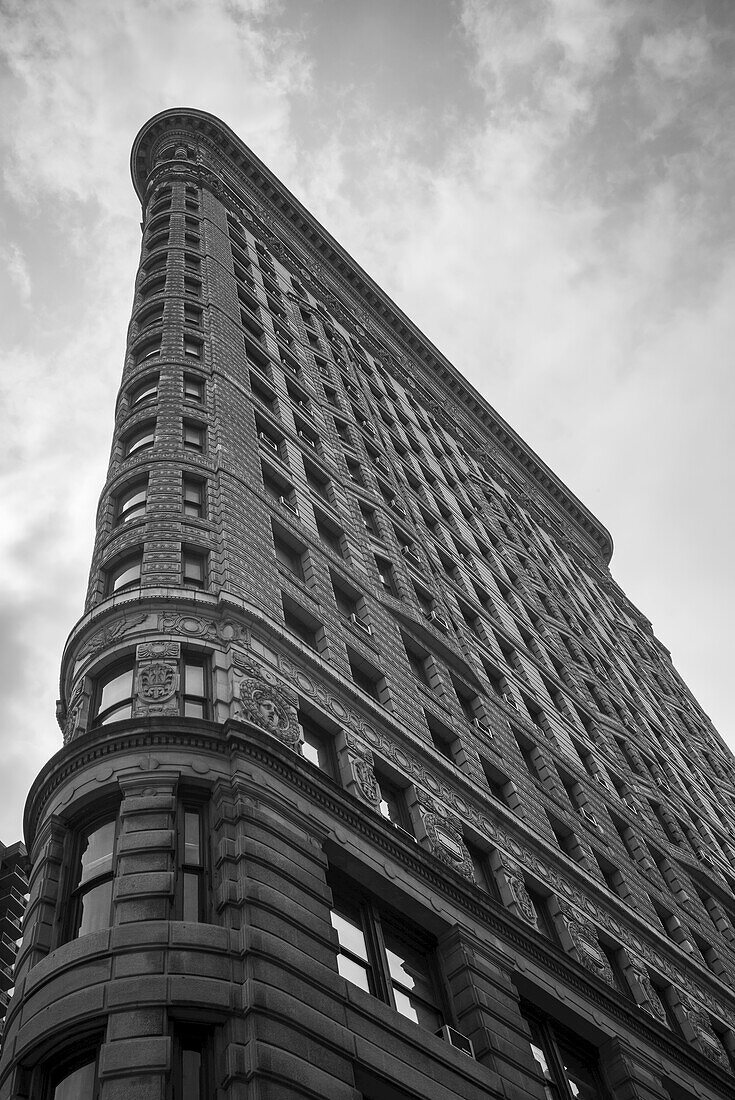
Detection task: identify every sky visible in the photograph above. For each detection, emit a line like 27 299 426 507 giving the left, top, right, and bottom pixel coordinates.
0 0 734 843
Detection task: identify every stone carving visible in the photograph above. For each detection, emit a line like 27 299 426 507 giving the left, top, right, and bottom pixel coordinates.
137 662 177 705
678 994 730 1067
157 612 245 644
62 682 85 745
629 962 668 1025
238 659 299 747
414 790 474 880
344 731 380 805
495 853 537 927
137 641 180 660
80 613 147 657
559 903 616 986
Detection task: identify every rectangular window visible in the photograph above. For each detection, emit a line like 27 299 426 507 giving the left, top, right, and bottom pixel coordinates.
272 526 305 581
178 801 206 922
183 336 202 360
93 659 135 725
105 550 143 595
183 476 206 519
521 1005 608 1100
183 420 206 453
184 373 205 403
182 546 207 589
375 769 413 835
299 711 337 778
328 870 443 1032
282 594 322 650
182 655 209 719
69 814 119 939
115 477 148 524
374 555 399 597
347 648 387 705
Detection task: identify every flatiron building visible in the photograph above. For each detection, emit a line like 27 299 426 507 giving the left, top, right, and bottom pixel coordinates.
1 108 735 1100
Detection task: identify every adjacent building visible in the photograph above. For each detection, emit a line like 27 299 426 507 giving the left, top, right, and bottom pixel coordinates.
1 107 735 1099
0 843 28 1049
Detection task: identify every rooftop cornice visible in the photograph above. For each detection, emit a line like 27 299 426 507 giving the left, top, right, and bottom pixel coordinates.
131 108 614 564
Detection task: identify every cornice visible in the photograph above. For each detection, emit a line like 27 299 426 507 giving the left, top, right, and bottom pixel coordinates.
130 108 614 564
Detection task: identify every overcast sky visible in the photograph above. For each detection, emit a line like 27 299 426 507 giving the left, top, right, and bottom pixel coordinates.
1 0 734 844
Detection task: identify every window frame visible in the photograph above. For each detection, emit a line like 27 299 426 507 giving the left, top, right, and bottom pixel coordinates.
91 657 135 726
43 1043 102 1100
521 1003 610 1100
104 549 143 596
66 809 120 942
176 796 209 922
182 474 206 520
182 545 208 589
114 476 148 525
122 419 156 458
328 870 444 1033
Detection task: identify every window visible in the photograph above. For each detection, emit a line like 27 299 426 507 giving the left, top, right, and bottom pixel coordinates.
375 556 399 597
282 595 322 650
184 335 203 360
47 1049 100 1099
134 334 161 364
129 373 158 406
299 711 337 778
105 550 142 595
69 813 119 938
402 637 433 688
123 420 155 457
360 506 380 537
347 649 387 704
92 659 134 725
425 713 456 762
182 546 207 589
522 1005 609 1100
312 508 343 554
170 1029 210 1100
178 801 207 921
183 420 205 453
184 302 202 328
376 770 413 835
304 462 330 502
273 526 305 581
184 275 202 297
466 839 495 894
183 476 205 519
182 655 209 719
328 871 443 1031
526 886 558 941
115 478 148 524
184 373 205 403
138 301 164 329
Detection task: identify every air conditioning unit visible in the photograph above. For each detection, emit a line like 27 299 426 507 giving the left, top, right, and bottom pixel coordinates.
258 431 278 451
623 798 639 815
428 610 449 632
437 1025 475 1059
297 430 316 448
580 807 600 828
278 495 297 513
390 498 406 515
349 614 372 635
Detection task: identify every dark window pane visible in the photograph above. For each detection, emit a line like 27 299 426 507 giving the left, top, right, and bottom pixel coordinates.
78 880 113 936
182 1049 202 1100
183 871 200 922
53 1060 97 1100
